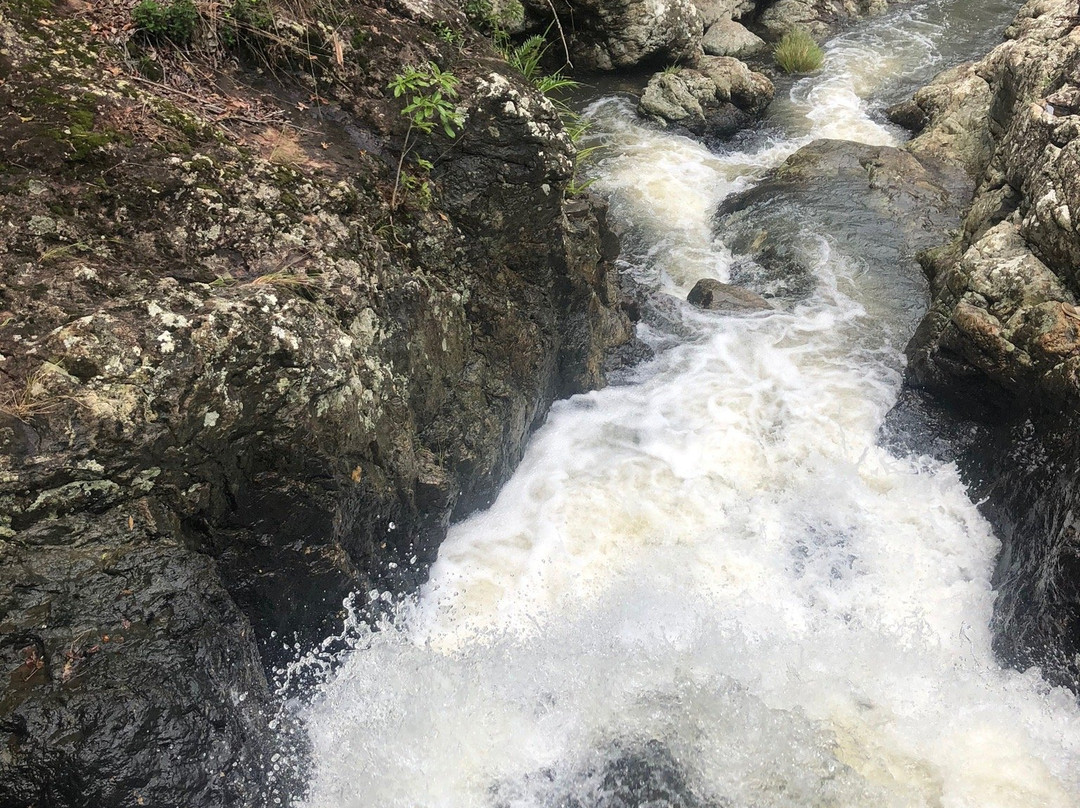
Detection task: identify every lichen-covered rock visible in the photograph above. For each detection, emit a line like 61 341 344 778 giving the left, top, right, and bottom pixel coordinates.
524 0 704 70
887 62 995 177
904 0 1080 405
0 0 634 804
896 0 1080 692
703 19 767 58
639 57 774 137
757 0 888 40
908 221 1079 396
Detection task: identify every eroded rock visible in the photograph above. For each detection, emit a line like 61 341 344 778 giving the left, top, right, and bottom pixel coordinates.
703 19 767 58
639 57 774 137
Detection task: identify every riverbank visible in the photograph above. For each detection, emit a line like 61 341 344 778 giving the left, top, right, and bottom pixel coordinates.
0 1 633 803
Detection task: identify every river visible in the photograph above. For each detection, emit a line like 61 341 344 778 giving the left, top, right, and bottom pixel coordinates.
297 1 1080 805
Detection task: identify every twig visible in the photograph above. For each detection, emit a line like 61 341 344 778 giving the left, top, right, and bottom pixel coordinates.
544 0 572 68
127 74 210 105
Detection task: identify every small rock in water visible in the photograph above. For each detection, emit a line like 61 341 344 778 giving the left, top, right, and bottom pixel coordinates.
687 278 773 313
638 57 773 138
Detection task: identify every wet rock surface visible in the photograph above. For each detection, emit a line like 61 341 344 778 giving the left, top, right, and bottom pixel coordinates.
903 0 1080 406
890 0 1080 691
715 139 973 311
0 0 634 804
687 279 774 312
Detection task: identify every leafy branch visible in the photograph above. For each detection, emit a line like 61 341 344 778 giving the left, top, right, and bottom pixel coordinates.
388 62 465 211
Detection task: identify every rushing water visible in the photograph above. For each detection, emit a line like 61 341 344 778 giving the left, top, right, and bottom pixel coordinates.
298 1 1080 805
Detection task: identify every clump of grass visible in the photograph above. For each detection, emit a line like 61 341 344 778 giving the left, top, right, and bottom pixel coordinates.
0 362 76 422
773 28 824 74
132 0 199 45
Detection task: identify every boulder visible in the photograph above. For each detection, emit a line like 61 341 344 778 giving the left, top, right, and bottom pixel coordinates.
523 0 703 70
703 19 767 58
638 57 774 137
694 0 758 28
758 0 888 40
687 279 774 312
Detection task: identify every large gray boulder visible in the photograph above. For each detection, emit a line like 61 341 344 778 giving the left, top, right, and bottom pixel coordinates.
639 57 774 137
703 19 767 58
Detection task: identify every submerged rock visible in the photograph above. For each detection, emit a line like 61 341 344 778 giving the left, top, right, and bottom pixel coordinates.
639 57 774 137
687 279 774 312
715 139 973 310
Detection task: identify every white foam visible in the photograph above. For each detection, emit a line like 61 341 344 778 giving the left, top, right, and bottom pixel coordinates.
300 1 1080 804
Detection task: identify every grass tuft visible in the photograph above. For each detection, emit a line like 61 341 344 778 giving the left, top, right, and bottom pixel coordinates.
773 28 824 74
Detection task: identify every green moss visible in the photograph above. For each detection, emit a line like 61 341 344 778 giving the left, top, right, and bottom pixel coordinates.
153 99 214 143
33 88 122 162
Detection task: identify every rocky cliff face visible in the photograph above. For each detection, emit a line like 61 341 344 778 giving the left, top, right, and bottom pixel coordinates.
0 0 633 804
903 0 1080 408
893 0 1080 689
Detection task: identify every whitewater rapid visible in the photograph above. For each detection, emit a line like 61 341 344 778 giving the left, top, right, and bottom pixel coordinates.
298 0 1080 805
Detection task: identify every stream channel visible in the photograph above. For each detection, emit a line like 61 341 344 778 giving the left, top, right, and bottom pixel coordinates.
298 1 1080 805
